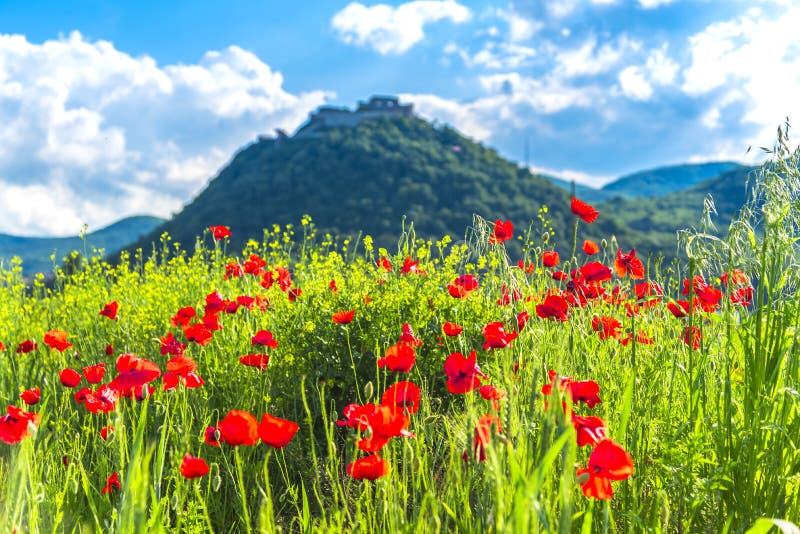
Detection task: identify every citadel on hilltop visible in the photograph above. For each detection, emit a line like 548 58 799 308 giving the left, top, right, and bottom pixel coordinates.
291 95 414 138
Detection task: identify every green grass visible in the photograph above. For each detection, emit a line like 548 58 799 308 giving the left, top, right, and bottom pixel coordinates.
1 140 799 533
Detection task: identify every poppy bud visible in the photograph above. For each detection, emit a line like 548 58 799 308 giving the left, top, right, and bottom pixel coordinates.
363 381 374 401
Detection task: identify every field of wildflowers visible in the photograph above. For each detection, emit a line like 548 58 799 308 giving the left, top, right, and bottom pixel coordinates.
1 140 800 533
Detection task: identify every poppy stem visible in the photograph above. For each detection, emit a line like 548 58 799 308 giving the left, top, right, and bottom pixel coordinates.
345 328 362 404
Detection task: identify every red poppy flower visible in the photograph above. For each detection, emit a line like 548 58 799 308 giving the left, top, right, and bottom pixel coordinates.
377 343 416 372
101 472 121 495
377 257 392 272
44 330 73 352
202 312 223 330
160 333 186 356
100 426 114 440
347 454 390 480
258 413 299 448
442 322 463 336
463 414 501 463
536 294 570 321
204 426 220 447
381 381 421 415
19 387 41 405
218 410 259 446
517 260 536 273
332 310 356 324
243 254 267 276
453 275 479 295
482 322 517 349
591 316 622 340
516 311 530 332
239 354 270 370
224 263 244 279
252 330 278 348
682 325 702 350
16 339 37 354
542 375 602 409
614 249 645 280
208 225 231 240
667 300 692 318
496 284 522 306
398 324 423 346
572 415 606 447
721 269 750 287
184 323 213 346
582 240 600 255
166 354 197 375
0 405 40 444
400 256 425 275
444 351 488 394
0 341 4 351
479 385 507 411
328 279 339 294
171 306 196 328
617 328 650 345
82 363 106 384
731 286 754 306
576 439 634 500
287 288 303 301
568 380 603 409
203 291 225 314
59 368 82 388
108 354 162 392
105 344 114 356
99 301 119 320
357 405 413 452
337 403 377 430
542 251 560 268
84 385 118 414
180 454 210 479
571 197 599 223
489 219 514 244
163 355 203 391
580 262 613 283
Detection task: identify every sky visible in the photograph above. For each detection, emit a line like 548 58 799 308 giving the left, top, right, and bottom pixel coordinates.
0 0 798 236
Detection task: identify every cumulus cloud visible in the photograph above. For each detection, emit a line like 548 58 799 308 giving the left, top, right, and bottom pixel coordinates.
331 1 471 55
552 36 641 78
681 5 800 155
0 32 329 236
638 0 677 8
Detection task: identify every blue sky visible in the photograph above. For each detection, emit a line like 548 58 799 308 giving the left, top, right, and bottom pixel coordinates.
0 0 797 235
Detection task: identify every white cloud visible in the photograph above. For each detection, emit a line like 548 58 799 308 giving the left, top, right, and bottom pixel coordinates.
0 32 329 236
331 1 471 55
546 0 618 19
638 0 677 8
618 66 653 100
492 8 542 42
553 36 641 78
447 41 537 70
681 5 800 154
529 164 614 188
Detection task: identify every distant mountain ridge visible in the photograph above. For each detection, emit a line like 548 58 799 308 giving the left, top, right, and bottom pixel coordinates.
0 215 165 275
544 161 745 202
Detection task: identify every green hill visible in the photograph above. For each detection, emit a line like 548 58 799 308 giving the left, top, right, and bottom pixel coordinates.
598 165 756 254
544 162 744 203
126 116 629 259
602 161 744 198
0 215 165 275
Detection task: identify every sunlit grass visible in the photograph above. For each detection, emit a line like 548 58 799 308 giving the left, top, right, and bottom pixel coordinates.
0 136 799 533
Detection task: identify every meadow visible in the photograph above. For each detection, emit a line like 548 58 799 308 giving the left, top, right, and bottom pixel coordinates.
1 140 799 533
